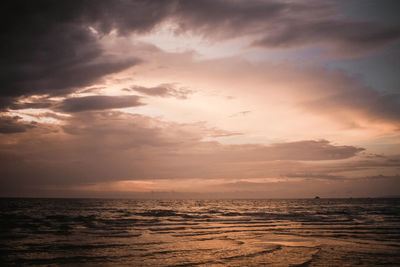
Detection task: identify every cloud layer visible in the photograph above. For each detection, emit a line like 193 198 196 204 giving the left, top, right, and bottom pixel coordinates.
130 84 193 99
0 111 369 192
56 95 143 112
2 0 400 109
0 116 36 134
1 1 399 198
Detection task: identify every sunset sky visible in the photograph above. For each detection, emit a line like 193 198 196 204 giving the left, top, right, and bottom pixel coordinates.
1 0 400 198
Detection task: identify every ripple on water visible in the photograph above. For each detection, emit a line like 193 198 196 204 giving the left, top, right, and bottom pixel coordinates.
0 198 399 266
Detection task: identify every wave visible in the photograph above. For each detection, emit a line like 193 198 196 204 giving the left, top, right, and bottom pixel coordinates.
1 198 399 266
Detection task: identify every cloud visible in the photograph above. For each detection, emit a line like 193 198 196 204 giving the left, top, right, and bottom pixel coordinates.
300 77 400 124
0 111 365 189
3 108 398 197
252 20 400 56
129 84 193 99
263 140 364 161
125 48 400 136
9 102 54 110
171 0 400 56
177 140 363 164
1 1 399 198
170 0 341 38
0 1 144 108
56 95 143 113
193 54 400 128
0 116 36 134
8 97 55 110
1 0 398 114
2 0 399 110
82 0 175 35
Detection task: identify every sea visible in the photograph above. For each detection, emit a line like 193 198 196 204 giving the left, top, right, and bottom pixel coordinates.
1 198 399 266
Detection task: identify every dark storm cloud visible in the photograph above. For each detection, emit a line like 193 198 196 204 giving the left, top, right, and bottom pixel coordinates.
129 84 193 99
171 0 295 37
252 20 400 54
0 116 36 134
2 0 399 109
56 95 143 113
81 0 175 34
172 0 400 55
0 0 148 108
1 18 139 98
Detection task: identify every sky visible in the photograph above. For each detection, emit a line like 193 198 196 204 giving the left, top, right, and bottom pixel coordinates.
1 0 400 198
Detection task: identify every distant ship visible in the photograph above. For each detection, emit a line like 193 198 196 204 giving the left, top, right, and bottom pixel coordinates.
314 196 320 199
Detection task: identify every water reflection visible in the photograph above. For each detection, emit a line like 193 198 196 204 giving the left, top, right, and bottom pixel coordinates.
1 198 399 266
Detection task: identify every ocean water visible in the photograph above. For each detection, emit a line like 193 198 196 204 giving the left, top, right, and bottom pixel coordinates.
1 198 399 266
